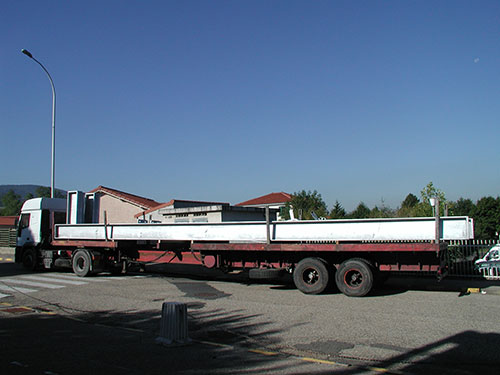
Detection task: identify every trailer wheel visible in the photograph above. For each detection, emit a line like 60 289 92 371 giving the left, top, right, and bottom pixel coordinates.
22 248 37 271
336 259 373 297
72 250 92 277
293 258 329 295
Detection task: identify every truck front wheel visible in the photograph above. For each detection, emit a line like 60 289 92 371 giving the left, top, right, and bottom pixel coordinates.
336 258 373 297
22 248 37 271
72 250 92 277
293 257 330 295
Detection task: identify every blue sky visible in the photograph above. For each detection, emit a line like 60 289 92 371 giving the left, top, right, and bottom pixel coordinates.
2 1 499 211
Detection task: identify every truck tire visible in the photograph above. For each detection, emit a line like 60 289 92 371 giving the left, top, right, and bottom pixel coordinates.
335 258 373 297
22 248 37 271
293 257 330 295
72 250 92 277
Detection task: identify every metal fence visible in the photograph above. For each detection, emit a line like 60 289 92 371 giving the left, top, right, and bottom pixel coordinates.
447 239 500 280
0 228 17 247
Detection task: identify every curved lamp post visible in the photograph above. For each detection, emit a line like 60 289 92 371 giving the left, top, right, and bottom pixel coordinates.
21 48 56 198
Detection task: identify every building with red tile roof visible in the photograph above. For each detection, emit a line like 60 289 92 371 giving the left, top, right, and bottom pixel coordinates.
236 192 291 207
88 186 160 209
236 192 291 220
87 186 161 223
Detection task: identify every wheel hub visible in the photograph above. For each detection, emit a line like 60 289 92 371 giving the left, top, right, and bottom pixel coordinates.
345 269 363 287
304 268 319 285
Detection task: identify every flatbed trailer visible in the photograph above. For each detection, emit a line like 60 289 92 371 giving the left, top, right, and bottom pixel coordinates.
15 195 474 297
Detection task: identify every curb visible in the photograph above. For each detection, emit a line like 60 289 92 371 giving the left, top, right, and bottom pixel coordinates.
463 287 500 296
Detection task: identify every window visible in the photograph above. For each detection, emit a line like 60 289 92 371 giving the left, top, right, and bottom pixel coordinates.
17 213 30 236
19 214 30 230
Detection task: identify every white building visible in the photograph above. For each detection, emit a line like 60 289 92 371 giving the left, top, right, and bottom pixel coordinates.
135 200 277 223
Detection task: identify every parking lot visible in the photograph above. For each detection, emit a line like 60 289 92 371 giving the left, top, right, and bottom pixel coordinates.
1 247 500 374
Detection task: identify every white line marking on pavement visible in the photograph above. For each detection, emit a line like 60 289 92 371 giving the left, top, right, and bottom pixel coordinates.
19 275 87 285
0 284 37 293
41 273 111 282
0 278 65 289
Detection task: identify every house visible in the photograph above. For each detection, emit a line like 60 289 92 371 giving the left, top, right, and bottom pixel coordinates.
135 200 277 223
86 186 161 224
236 192 292 220
0 216 18 247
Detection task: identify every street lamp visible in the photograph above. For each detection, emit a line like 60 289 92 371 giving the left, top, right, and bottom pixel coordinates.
21 48 56 198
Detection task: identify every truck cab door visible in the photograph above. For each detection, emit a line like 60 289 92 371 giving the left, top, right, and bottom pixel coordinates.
17 213 33 247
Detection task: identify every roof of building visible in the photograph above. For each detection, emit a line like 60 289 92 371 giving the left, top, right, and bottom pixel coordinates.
235 192 292 207
0 216 17 226
134 199 229 218
88 186 161 210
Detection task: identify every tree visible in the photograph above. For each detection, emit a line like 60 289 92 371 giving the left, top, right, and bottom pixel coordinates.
397 193 420 217
472 197 500 240
284 190 328 220
329 201 346 219
349 202 371 219
370 205 395 218
35 186 65 198
412 182 447 217
0 190 22 216
449 198 475 217
401 193 419 209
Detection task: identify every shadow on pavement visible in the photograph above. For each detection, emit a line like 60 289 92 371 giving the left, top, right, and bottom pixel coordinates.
2 304 499 375
308 330 500 375
383 275 500 295
0 263 34 278
0 304 310 375
147 263 500 297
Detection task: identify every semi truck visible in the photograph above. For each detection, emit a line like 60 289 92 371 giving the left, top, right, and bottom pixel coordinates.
15 192 474 297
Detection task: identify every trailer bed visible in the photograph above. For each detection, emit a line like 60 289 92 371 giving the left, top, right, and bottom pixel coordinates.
54 216 474 242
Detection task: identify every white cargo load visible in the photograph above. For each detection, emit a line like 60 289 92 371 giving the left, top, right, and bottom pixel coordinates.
54 216 474 242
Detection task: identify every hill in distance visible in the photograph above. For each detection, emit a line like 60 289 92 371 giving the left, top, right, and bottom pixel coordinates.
0 185 67 201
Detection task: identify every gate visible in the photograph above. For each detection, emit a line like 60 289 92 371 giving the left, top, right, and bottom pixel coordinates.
0 227 17 247
447 240 500 279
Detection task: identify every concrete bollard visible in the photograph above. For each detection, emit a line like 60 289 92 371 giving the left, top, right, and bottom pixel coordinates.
156 302 191 346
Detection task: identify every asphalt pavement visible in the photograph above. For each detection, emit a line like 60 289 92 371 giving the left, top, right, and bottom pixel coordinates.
1 310 333 375
2 245 500 295
2 245 500 375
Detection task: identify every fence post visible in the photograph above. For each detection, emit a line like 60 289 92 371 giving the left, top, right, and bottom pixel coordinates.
265 206 270 245
434 198 440 244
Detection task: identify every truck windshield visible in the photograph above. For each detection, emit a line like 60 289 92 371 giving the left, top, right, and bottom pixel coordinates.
17 213 30 236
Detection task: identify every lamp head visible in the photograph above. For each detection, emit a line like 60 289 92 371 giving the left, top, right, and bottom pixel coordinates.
21 49 33 59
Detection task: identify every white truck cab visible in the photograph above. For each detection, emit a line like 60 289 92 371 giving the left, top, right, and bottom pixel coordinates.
16 198 67 267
